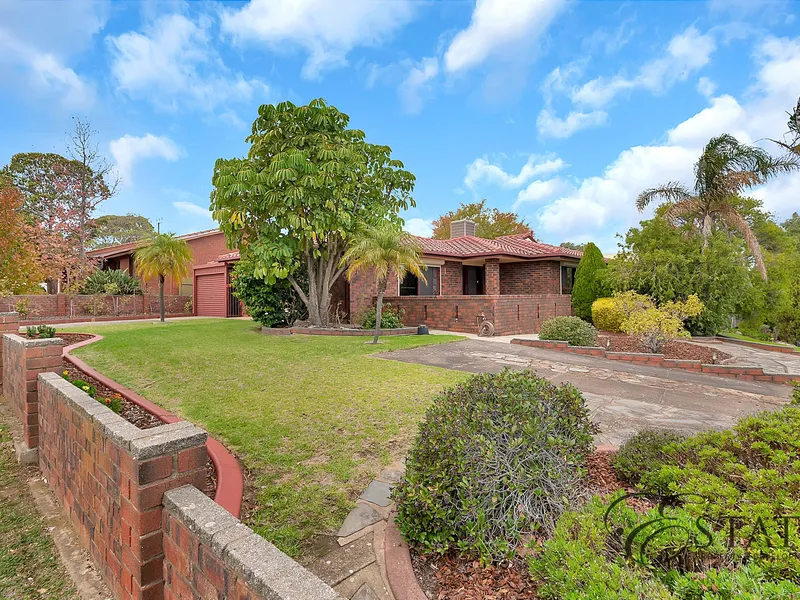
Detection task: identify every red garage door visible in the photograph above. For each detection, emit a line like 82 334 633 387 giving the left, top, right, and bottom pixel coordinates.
195 272 227 317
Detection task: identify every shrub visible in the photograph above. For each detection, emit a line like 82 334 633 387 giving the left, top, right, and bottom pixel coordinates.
230 260 307 328
361 304 404 329
26 324 56 339
612 429 686 486
592 297 626 332
394 369 596 562
665 563 800 599
539 316 598 346
80 269 142 295
619 293 704 353
14 298 30 318
571 242 610 321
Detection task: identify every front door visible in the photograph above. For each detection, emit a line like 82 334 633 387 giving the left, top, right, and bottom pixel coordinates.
463 265 485 295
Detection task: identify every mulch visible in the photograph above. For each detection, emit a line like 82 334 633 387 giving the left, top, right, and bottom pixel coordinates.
31 333 219 500
597 333 732 364
414 451 652 599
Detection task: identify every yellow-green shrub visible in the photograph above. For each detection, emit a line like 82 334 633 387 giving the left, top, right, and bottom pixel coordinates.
591 297 625 332
620 294 704 353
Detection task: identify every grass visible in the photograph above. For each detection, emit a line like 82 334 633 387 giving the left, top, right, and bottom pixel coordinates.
64 318 467 559
0 425 77 599
720 330 796 347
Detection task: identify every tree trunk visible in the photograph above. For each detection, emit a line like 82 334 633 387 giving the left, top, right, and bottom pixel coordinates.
159 274 165 323
372 277 388 345
292 242 346 327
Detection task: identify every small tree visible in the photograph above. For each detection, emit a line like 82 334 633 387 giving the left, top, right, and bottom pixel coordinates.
571 242 608 321
342 225 425 344
134 234 192 322
0 178 45 295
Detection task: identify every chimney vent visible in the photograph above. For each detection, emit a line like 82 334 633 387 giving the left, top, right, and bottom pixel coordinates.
450 219 476 238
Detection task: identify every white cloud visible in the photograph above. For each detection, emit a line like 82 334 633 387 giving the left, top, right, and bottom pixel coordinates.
536 108 607 138
697 76 717 98
403 218 434 238
221 0 416 79
173 201 213 220
513 178 569 210
109 134 183 185
534 34 800 249
108 13 269 112
444 0 567 74
465 154 566 189
399 57 438 114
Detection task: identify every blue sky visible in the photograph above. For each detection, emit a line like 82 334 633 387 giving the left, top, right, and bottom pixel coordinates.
1 0 798 253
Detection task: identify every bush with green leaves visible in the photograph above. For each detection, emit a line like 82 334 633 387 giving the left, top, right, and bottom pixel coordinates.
612 429 687 486
616 292 704 353
664 564 800 600
571 242 610 321
361 303 404 329
79 269 142 295
26 324 56 339
539 315 598 346
394 369 596 562
230 260 307 328
592 297 626 332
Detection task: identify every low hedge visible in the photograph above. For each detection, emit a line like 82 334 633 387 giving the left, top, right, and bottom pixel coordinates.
539 316 598 347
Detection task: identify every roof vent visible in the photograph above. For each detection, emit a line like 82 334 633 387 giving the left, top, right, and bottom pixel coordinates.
450 219 476 239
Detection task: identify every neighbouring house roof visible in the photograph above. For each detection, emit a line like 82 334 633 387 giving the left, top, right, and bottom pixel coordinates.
199 231 582 265
87 228 224 259
413 231 583 260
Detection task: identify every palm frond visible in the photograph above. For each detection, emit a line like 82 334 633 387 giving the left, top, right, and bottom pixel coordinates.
134 233 193 281
636 183 693 212
663 198 704 224
716 204 768 281
342 223 426 286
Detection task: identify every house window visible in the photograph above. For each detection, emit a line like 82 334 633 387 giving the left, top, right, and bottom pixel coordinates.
463 265 485 295
399 266 440 296
561 265 577 294
180 278 194 297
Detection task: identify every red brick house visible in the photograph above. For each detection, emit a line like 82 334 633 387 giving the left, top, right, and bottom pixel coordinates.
348 220 582 335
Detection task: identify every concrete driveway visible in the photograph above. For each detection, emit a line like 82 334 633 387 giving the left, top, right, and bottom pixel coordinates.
378 339 792 447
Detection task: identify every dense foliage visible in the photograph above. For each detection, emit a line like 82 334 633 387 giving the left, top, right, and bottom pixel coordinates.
612 429 686 486
618 293 704 353
25 325 56 339
79 269 142 295
0 178 44 295
539 316 598 347
592 297 626 332
394 370 595 562
230 260 307 328
211 99 415 327
571 242 609 320
361 304 404 329
88 214 154 248
431 199 530 240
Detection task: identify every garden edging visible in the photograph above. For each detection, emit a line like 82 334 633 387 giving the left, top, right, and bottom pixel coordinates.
62 333 244 517
510 338 800 385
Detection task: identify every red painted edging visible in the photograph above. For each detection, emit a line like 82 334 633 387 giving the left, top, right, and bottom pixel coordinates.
384 512 428 600
62 334 244 517
22 313 194 327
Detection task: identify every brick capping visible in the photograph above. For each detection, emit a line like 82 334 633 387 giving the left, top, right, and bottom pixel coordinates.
261 326 419 336
163 485 342 600
511 338 800 385
62 334 244 519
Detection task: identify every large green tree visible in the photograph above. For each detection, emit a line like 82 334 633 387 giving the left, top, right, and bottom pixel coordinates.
89 214 154 249
636 134 798 280
571 242 608 321
431 199 529 239
211 99 416 326
342 224 425 344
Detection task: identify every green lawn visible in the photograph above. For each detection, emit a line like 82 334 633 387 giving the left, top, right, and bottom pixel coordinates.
64 319 466 559
0 425 77 599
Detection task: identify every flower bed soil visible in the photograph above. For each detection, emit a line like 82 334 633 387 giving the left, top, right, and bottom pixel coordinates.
409 451 632 599
597 333 732 364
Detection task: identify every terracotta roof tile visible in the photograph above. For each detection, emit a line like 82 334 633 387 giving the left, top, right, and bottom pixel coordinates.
413 231 582 260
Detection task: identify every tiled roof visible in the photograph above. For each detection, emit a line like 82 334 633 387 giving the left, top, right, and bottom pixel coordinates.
87 228 223 258
413 231 583 260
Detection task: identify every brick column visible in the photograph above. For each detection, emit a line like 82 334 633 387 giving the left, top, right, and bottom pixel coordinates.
0 312 19 390
441 261 463 295
485 259 500 295
2 334 63 454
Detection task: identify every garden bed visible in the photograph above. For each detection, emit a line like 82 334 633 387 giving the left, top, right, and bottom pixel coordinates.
597 333 732 364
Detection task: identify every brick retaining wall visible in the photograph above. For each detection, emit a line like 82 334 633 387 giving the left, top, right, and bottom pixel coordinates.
511 339 800 384
37 372 208 600
0 312 20 390
162 485 341 600
2 334 63 450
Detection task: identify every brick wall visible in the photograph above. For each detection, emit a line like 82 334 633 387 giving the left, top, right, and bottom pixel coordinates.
348 269 400 325
499 261 561 295
441 261 463 295
1 294 192 323
383 294 574 335
485 259 500 295
2 334 63 450
37 372 208 600
162 485 341 600
0 312 19 390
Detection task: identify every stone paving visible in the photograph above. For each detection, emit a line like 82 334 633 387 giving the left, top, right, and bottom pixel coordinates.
690 339 800 374
308 464 404 600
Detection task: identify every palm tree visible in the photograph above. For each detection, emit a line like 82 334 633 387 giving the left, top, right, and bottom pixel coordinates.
342 224 426 344
135 233 193 322
636 134 798 280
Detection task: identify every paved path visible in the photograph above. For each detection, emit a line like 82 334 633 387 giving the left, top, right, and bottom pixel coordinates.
377 339 791 447
689 339 800 374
